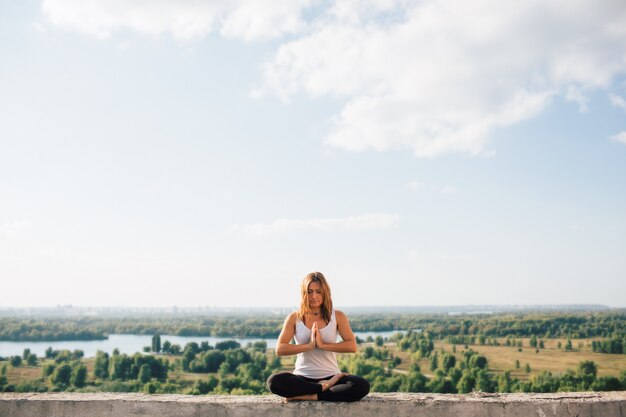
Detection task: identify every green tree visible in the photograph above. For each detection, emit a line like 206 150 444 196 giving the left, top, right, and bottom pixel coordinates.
143 381 160 394
363 346 375 358
138 364 152 384
268 355 281 370
192 375 219 394
22 348 31 360
577 360 597 386
497 371 512 393
110 354 131 380
0 364 7 389
216 340 240 351
448 367 462 385
457 371 476 393
71 363 87 388
475 369 493 392
375 336 384 347
427 370 457 393
565 338 573 351
50 363 72 386
94 351 109 379
42 362 56 377
219 376 243 393
218 362 231 377
401 370 427 392
529 335 537 348
525 363 531 374
182 348 196 371
429 352 439 371
440 353 456 372
55 350 73 363
26 353 38 366
10 356 22 367
45 347 56 359
152 334 162 353
236 363 263 381
530 371 557 393
469 354 488 370
591 376 621 391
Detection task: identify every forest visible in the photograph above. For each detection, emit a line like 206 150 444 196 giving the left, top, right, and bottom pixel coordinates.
1 310 625 394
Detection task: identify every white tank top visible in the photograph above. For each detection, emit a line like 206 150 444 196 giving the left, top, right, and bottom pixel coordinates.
293 309 341 379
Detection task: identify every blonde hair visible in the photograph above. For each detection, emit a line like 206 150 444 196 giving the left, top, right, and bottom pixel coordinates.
298 272 333 324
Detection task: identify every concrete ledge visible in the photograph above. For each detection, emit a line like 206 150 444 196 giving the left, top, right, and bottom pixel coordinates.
1 392 625 417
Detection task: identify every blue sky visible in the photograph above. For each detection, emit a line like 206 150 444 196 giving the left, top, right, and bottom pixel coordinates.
1 0 625 308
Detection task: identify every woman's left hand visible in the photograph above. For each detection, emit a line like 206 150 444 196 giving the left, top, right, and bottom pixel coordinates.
314 322 325 349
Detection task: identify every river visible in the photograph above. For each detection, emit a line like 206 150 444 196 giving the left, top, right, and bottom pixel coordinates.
0 330 405 358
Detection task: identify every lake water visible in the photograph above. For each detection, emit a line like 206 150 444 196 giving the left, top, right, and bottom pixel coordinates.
0 330 405 358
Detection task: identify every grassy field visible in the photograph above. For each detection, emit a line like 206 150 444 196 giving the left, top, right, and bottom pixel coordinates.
384 337 626 381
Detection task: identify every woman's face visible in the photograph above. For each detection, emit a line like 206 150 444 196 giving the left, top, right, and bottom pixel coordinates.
307 281 323 309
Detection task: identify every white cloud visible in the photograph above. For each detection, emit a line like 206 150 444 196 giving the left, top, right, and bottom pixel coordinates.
441 186 457 195
259 0 626 157
405 180 425 191
0 221 34 239
41 0 315 41
566 86 589 113
609 131 626 144
609 93 626 111
233 213 399 235
41 0 626 158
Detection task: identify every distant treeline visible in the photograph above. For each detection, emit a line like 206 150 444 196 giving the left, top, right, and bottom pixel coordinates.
406 312 624 339
0 312 624 342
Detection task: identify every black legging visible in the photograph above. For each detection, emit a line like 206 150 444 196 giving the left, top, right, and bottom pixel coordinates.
267 372 369 402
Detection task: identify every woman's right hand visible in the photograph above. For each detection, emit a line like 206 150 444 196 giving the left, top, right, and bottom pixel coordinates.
309 321 318 350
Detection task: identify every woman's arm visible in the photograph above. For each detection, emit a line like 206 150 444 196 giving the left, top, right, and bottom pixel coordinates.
315 310 358 353
275 312 315 356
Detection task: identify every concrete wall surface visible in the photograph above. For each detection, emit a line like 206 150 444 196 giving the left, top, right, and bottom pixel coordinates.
1 392 625 417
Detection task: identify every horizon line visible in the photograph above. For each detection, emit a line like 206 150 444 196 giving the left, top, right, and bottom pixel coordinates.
0 303 622 310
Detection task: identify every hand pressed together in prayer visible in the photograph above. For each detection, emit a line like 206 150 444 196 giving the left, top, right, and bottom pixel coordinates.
313 321 326 349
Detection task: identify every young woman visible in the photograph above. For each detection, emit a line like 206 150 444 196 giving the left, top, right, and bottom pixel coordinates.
266 272 370 402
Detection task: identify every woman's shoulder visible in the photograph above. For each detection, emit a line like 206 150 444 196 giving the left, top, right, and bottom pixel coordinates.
334 310 349 321
285 311 302 324
282 311 298 323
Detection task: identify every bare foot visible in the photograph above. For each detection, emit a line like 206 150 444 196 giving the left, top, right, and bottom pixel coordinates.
319 372 348 391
